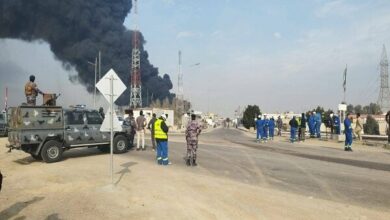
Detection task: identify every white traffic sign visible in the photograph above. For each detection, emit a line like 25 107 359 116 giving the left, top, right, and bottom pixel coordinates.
100 107 122 132
95 68 127 185
96 69 126 102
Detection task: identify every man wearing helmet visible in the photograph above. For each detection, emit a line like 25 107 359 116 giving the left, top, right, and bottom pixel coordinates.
154 113 171 165
25 75 44 106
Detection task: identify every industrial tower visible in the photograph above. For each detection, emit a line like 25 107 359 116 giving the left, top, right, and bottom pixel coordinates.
378 44 390 113
129 0 142 108
177 50 184 114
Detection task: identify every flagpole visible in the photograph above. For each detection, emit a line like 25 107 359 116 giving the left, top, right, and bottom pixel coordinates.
343 64 347 104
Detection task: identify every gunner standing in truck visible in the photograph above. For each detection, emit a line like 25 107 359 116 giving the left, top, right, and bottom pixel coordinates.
25 75 44 106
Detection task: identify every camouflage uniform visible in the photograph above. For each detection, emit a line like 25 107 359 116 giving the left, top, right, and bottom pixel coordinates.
125 115 136 148
25 81 42 106
185 120 201 165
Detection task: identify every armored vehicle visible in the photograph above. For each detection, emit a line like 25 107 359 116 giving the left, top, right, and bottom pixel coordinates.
0 111 8 137
7 106 133 163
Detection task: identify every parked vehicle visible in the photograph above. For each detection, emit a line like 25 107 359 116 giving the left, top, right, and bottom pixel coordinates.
7 105 134 163
0 111 8 137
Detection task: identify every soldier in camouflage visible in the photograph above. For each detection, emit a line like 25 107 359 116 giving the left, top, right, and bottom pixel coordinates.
185 114 202 166
25 75 44 106
124 109 136 149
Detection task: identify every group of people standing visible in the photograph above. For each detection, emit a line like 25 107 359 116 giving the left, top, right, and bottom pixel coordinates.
288 113 308 143
255 115 278 142
287 111 363 151
125 110 171 165
307 112 323 138
124 110 202 166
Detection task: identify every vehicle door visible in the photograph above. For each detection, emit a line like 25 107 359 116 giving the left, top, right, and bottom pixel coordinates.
85 110 108 144
64 110 85 146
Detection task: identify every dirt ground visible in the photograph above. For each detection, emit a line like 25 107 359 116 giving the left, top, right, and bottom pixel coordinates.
1 137 389 220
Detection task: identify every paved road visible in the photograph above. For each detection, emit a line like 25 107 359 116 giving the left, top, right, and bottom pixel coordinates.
129 128 390 211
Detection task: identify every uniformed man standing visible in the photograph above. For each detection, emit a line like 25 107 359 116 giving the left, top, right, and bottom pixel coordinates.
147 113 157 151
185 114 202 166
124 109 136 149
25 75 44 106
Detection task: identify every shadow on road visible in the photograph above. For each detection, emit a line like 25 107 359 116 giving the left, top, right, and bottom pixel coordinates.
115 161 137 186
62 148 105 160
0 196 44 220
45 213 62 220
13 156 40 165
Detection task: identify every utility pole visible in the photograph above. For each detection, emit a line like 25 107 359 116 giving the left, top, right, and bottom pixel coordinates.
4 87 8 111
88 58 98 109
94 57 97 108
98 51 101 80
378 44 390 112
129 0 142 109
177 50 184 115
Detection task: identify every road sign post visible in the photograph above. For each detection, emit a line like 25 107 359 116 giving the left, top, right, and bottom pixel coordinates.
96 69 126 185
110 74 114 185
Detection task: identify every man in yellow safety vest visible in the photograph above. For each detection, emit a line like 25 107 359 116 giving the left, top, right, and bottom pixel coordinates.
154 114 170 165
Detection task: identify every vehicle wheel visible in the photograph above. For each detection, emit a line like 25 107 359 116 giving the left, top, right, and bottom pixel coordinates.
40 140 63 163
30 153 42 160
114 135 128 154
98 145 110 153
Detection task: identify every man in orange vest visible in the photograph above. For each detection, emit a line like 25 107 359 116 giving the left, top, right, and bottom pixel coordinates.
25 75 44 106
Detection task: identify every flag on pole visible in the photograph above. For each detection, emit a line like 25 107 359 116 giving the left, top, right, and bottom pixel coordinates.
343 65 347 92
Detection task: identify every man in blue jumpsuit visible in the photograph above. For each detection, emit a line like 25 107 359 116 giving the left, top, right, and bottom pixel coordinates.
255 115 262 142
315 112 322 138
344 113 353 151
263 115 269 142
308 112 315 137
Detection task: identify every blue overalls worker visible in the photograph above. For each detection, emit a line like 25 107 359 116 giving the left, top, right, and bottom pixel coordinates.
344 113 353 151
315 112 322 138
263 115 269 141
333 114 341 135
255 115 262 142
259 116 266 142
269 117 275 140
308 112 315 137
154 114 171 165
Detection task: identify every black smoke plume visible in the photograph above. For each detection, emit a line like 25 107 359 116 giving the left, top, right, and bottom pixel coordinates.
0 0 173 105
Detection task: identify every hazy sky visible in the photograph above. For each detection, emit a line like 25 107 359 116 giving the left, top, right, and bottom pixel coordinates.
1 0 390 116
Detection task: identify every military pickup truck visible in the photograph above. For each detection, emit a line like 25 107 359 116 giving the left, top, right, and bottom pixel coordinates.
0 111 8 137
7 106 133 163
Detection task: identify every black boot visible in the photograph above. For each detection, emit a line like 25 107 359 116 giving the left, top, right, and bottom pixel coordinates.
186 158 191 166
192 159 197 166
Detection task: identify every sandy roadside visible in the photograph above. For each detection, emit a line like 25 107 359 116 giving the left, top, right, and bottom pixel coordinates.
0 137 389 220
